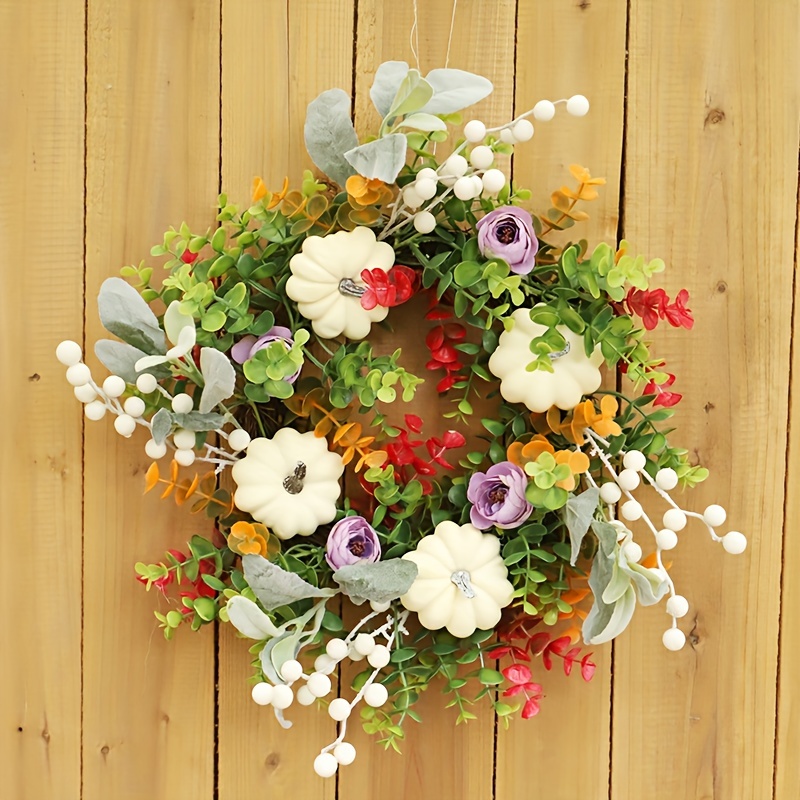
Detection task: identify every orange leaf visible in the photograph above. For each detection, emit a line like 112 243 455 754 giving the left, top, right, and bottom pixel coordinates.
144 462 160 493
341 446 355 466
314 417 334 438
364 450 388 468
550 189 572 213
170 459 180 484
251 176 267 203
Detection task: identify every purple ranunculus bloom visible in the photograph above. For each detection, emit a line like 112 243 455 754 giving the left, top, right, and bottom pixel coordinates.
230 326 301 383
325 516 381 570
476 206 539 275
467 461 533 530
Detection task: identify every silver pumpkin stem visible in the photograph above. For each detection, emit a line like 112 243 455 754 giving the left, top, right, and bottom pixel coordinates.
282 461 307 494
450 569 476 599
338 278 367 298
548 341 571 360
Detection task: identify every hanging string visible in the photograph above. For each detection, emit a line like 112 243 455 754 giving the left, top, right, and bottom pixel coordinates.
444 0 459 68
410 0 421 70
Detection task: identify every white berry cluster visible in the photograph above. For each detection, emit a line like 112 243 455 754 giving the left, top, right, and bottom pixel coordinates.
584 429 746 651
382 93 590 241
249 606 407 778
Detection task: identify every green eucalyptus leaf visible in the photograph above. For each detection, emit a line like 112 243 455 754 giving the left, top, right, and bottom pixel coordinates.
333 559 418 605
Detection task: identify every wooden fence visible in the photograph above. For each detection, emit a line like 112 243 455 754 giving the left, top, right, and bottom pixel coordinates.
3 0 799 797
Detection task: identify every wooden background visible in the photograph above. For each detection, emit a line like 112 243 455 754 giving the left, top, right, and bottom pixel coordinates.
3 0 799 797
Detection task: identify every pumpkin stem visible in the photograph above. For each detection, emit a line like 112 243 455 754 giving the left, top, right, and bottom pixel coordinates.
450 569 476 599
338 278 367 298
548 341 571 360
282 461 307 494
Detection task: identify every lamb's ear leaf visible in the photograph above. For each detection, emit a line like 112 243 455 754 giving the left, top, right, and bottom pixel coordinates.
344 134 407 183
243 554 335 611
419 68 493 114
370 61 410 117
333 559 418 605
198 347 235 413
226 596 282 640
387 69 434 119
95 339 170 384
304 88 359 187
564 487 600 565
97 277 166 355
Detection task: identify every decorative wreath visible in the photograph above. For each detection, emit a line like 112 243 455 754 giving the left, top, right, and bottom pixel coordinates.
58 62 747 778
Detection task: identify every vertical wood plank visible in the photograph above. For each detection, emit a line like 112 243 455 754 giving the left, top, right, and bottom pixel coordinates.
217 2 353 797
495 2 627 797
0 2 84 798
82 2 220 797
613 2 799 798
339 3 515 799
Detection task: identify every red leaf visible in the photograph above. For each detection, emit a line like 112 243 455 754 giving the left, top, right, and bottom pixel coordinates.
527 632 551 656
521 697 540 719
180 250 199 264
580 655 597 682
404 414 424 433
425 326 445 350
441 430 467 449
487 646 512 659
563 657 574 677
503 684 526 697
510 646 531 662
443 323 467 340
436 375 459 393
503 664 532 685
548 636 571 656
425 308 453 320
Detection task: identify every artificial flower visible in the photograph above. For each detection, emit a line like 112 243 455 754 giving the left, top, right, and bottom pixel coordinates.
227 521 269 557
345 175 392 207
476 206 538 275
230 326 301 383
467 461 533 530
325 515 381 569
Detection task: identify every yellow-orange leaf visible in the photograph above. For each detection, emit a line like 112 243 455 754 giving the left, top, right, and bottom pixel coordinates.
332 422 359 444
314 417 334 438
144 462 160 493
550 190 572 213
341 446 355 466
251 176 267 203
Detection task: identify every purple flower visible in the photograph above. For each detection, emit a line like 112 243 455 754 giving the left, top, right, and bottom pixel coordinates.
467 461 533 530
230 326 301 383
325 516 381 570
476 206 538 275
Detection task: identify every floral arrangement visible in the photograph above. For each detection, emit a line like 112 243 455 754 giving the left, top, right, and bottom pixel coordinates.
57 62 746 778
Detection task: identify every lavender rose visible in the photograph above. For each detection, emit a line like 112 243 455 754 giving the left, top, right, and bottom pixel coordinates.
476 206 538 275
467 461 533 530
230 326 301 383
325 516 381 570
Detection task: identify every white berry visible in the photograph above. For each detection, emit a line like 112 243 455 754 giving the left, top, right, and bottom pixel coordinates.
655 468 678 491
136 373 158 393
328 697 351 721
123 396 146 417
481 168 506 194
347 646 366 662
114 414 136 438
313 752 339 778
145 439 168 460
414 177 437 201
173 428 196 450
662 627 686 651
314 654 337 674
722 531 747 555
566 94 590 116
56 340 83 366
103 375 126 398
306 672 332 698
326 637 349 661
228 428 251 452
270 684 294 710
84 401 107 421
369 600 391 613
662 508 687 532
364 682 389 708
463 119 486 142
367 644 390 669
512 118 534 142
171 393 194 413
251 682 273 706
622 541 643 563
703 504 727 528
353 633 376 656
656 528 678 550
499 128 516 144
469 145 494 169
402 185 423 209
442 154 468 177
666 595 689 618
74 384 98 403
617 468 640 492
296 685 316 706
413 211 436 234
66 363 92 386
416 167 438 182
599 482 622 504
174 448 196 467
333 742 356 766
454 176 478 201
622 450 647 472
279 659 303 684
621 500 643 521
532 100 556 121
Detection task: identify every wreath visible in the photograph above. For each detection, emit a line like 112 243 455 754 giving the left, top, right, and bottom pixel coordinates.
57 62 746 778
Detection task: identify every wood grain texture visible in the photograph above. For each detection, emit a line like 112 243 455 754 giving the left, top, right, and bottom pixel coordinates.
82 2 220 798
218 2 352 797
0 2 84 798
495 2 627 797
613 2 799 798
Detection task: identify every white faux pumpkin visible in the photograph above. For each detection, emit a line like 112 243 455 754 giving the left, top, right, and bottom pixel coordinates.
400 521 514 638
231 427 344 539
286 226 395 340
488 308 603 413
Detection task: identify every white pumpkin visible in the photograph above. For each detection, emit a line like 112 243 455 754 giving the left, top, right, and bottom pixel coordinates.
286 226 395 340
231 427 344 539
400 521 514 638
488 308 603 413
